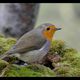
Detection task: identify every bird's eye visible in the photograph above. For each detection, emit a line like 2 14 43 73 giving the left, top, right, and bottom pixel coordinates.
46 27 50 31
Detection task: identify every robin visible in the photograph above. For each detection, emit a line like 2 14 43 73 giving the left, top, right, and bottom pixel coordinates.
0 23 61 64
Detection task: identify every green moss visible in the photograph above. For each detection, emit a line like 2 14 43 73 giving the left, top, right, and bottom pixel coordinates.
49 40 66 56
67 68 80 77
52 61 71 76
49 40 80 77
0 35 16 55
54 52 80 77
4 64 56 77
63 51 77 61
0 59 9 72
54 65 80 77
69 53 80 68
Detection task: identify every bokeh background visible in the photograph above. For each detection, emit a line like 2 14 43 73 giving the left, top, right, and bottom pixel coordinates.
0 3 80 51
36 3 80 51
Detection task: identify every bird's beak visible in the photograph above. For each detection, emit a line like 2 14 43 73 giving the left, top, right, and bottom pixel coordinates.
55 28 62 31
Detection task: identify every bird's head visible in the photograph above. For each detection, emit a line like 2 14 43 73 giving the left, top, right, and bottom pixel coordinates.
39 23 61 41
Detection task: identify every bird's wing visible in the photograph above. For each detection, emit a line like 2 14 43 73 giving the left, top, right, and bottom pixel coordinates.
8 30 45 53
7 29 46 54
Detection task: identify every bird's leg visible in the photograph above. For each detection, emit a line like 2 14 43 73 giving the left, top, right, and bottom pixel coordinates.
13 59 28 66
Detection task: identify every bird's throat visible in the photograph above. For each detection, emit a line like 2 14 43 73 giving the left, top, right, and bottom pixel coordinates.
43 30 55 41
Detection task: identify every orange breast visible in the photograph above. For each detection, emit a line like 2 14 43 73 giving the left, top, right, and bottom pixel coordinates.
43 29 55 41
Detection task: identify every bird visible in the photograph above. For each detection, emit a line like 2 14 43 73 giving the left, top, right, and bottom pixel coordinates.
0 23 61 64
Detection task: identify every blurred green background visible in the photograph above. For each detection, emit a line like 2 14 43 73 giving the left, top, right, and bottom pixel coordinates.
36 3 80 51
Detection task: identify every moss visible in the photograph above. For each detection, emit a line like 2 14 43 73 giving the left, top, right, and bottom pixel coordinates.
67 68 80 77
55 66 80 77
49 40 66 56
0 35 16 55
49 40 80 77
69 53 80 68
63 50 77 61
4 64 56 77
0 59 9 72
52 61 71 76
53 52 80 77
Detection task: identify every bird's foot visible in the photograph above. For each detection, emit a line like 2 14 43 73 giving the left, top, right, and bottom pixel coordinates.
13 60 28 66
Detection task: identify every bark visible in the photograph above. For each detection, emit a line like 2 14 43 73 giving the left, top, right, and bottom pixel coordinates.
0 3 40 38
